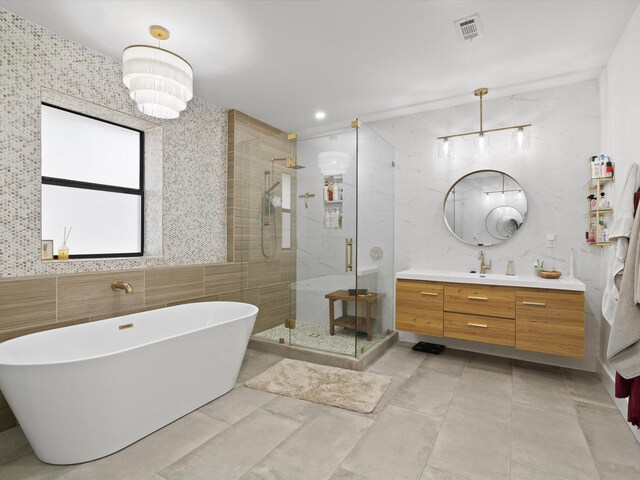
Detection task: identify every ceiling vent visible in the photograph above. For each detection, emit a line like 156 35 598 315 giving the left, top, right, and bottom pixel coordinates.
454 14 483 41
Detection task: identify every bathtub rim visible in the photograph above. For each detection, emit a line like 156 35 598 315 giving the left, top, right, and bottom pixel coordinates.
0 301 258 368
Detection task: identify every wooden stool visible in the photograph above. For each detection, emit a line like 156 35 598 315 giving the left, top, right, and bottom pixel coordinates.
324 290 383 341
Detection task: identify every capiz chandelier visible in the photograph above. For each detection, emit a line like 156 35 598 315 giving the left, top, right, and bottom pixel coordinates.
123 25 193 119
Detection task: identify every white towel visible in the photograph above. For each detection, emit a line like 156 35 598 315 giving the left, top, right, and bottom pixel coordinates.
602 163 640 323
608 190 640 379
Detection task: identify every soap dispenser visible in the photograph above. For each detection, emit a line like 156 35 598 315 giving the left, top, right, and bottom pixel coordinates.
506 258 515 276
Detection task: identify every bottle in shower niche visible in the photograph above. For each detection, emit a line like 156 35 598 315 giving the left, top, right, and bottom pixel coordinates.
324 208 331 229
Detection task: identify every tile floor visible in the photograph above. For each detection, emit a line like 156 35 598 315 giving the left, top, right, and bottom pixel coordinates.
1 345 639 480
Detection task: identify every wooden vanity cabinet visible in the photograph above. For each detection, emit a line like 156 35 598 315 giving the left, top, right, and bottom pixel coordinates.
395 280 443 336
395 279 585 358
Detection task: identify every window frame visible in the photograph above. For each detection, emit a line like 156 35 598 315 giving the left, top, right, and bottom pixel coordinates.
41 103 145 259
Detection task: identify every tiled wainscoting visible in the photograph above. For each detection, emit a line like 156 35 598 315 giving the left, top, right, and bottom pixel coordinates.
0 260 291 432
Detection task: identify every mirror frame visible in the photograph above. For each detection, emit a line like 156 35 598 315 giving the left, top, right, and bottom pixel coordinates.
442 169 527 246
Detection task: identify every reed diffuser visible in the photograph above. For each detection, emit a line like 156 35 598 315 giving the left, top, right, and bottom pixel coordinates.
58 226 72 260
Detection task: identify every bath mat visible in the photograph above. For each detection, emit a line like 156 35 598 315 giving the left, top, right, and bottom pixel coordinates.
245 358 392 414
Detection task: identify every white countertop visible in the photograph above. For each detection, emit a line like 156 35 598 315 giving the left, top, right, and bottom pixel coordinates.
396 269 586 292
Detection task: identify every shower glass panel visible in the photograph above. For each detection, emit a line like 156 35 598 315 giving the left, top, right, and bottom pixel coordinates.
292 129 358 355
354 121 395 357
238 130 293 338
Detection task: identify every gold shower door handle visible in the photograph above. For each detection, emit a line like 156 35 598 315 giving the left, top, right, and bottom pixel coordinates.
345 238 353 272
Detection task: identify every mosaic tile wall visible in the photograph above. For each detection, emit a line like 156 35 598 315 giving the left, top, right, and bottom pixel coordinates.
0 9 227 277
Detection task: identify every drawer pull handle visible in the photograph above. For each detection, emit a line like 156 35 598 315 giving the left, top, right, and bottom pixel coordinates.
522 301 546 307
468 296 488 301
468 323 488 328
420 291 438 296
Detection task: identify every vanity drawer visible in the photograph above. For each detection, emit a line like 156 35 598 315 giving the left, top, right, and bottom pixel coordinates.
516 289 583 312
444 284 515 319
396 280 443 336
444 312 515 347
396 280 444 307
516 290 584 357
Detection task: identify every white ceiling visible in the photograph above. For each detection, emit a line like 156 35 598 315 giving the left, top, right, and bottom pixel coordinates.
1 0 638 132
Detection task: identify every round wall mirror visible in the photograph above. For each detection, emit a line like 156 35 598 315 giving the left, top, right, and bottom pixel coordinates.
443 170 527 246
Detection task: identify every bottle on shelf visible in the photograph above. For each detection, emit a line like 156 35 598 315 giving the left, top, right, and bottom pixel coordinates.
600 192 607 209
323 180 329 202
588 194 597 211
328 182 334 202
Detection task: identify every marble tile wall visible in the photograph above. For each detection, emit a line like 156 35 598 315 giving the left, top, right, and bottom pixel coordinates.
370 80 602 371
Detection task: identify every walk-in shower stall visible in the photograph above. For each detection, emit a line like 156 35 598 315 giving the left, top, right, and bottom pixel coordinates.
240 120 395 358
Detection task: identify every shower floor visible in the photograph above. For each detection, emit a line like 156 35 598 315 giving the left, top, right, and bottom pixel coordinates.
254 320 381 356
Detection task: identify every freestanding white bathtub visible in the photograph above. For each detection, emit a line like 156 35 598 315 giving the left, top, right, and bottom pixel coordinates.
0 301 258 465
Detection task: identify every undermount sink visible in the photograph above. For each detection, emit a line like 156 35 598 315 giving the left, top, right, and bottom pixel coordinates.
395 269 585 292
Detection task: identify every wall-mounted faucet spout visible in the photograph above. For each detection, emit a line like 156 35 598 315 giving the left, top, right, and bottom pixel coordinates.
111 280 133 294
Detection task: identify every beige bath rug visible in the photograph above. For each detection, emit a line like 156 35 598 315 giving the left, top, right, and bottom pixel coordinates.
245 358 392 414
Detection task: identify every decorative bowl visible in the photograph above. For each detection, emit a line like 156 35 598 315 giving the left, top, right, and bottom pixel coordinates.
539 270 562 279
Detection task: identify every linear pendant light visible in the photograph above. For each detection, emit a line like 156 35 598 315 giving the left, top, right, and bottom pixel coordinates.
437 88 531 159
123 25 193 120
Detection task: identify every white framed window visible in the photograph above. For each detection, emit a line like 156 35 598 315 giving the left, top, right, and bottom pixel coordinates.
41 104 144 258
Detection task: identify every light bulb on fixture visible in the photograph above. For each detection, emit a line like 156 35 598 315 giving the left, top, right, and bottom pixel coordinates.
512 126 530 152
438 137 453 160
315 111 326 120
474 132 490 158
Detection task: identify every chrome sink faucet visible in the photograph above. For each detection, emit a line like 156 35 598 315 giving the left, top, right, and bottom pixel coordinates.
478 250 491 274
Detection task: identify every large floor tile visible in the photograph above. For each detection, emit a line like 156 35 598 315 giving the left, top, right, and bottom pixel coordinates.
427 401 511 480
260 395 323 423
513 359 562 377
510 462 577 479
0 453 77 480
418 349 469 377
562 368 615 408
420 465 473 480
200 385 275 424
247 408 373 480
0 427 31 466
340 404 440 480
392 369 460 418
575 401 640 478
237 351 284 384
366 346 427 378
58 411 228 480
466 352 513 374
452 366 513 413
159 409 300 480
329 467 370 480
513 370 577 415
511 403 599 480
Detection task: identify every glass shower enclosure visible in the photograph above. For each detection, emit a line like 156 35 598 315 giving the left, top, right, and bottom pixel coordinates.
248 120 395 358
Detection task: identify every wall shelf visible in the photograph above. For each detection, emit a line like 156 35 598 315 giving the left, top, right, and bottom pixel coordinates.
586 165 614 245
